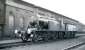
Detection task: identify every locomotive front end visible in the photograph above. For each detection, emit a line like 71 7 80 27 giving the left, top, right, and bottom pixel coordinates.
14 28 37 42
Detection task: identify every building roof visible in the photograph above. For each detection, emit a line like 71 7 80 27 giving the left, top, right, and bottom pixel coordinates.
7 0 80 23
18 0 80 22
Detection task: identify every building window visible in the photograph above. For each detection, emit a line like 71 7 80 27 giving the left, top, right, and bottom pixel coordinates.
19 17 23 28
0 9 1 16
38 13 45 16
9 15 14 27
0 9 1 12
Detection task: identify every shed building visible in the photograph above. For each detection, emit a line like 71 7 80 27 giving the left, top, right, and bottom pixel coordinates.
0 0 83 39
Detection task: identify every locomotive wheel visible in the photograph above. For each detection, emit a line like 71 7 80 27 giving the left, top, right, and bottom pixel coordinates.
64 32 68 39
72 33 75 38
43 36 49 41
21 33 28 42
70 32 73 38
53 34 58 40
32 34 39 42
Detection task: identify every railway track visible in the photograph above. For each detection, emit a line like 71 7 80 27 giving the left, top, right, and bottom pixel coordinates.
0 40 50 49
0 41 32 49
0 35 83 49
63 35 85 50
0 39 58 49
64 42 85 50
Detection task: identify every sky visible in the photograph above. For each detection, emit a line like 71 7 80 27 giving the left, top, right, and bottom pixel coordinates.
23 0 85 25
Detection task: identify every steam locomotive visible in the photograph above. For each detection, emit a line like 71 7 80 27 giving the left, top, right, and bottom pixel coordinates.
14 18 77 42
